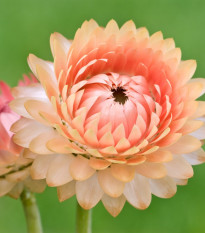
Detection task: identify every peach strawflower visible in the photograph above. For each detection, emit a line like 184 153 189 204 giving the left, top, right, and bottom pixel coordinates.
11 20 205 216
0 75 46 198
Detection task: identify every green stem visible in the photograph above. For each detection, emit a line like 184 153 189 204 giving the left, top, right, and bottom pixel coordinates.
20 189 43 233
76 202 92 233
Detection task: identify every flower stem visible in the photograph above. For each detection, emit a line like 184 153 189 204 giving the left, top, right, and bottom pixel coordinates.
20 189 43 233
76 202 92 233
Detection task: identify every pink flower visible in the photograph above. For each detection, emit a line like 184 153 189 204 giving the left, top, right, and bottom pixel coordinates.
11 20 205 216
0 76 46 198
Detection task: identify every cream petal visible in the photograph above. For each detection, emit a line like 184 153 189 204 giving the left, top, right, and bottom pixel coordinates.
190 123 205 140
149 176 177 198
46 154 74 187
111 164 135 182
47 136 76 154
126 155 146 165
28 54 55 82
31 154 56 179
102 194 126 217
10 117 33 133
184 82 204 100
99 132 115 147
179 120 204 135
120 146 140 156
15 154 32 166
146 150 173 163
36 66 58 99
182 148 205 165
176 60 196 86
23 149 38 160
84 129 99 147
135 161 167 179
157 133 182 147
12 83 47 99
86 148 103 158
105 20 119 35
0 167 13 176
57 180 76 202
98 169 125 198
190 101 205 119
10 98 34 119
50 32 72 77
164 155 193 179
24 99 59 125
0 150 18 166
0 179 15 197
89 157 111 170
29 130 58 154
123 174 151 209
174 178 188 186
188 78 205 97
8 183 24 199
76 173 103 209
70 155 95 181
13 121 50 148
166 135 202 154
24 177 47 193
100 146 118 155
120 20 136 35
6 168 30 182
115 138 131 152
50 32 71 58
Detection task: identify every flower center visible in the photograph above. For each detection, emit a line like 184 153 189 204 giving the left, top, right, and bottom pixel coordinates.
111 87 128 105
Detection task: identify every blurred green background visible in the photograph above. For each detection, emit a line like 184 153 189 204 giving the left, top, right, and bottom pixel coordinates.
0 0 205 232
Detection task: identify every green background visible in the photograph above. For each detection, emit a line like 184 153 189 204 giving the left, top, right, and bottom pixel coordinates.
0 0 205 232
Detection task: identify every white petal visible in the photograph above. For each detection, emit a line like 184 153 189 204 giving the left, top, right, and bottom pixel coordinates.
57 180 76 202
149 176 177 198
46 154 74 187
182 148 205 165
76 173 103 209
98 169 125 198
164 155 193 179
123 174 151 209
102 194 126 217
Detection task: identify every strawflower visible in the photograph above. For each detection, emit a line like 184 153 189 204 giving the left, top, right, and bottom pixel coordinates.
11 20 205 218
0 75 46 198
0 75 45 233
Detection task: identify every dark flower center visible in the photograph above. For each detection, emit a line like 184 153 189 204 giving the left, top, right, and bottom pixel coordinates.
111 87 128 104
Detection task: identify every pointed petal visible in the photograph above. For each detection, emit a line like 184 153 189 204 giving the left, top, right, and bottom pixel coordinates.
111 164 135 182
135 161 167 179
57 180 76 202
24 177 46 193
98 169 125 198
70 155 95 181
0 179 14 197
102 194 126 217
164 155 193 179
8 183 24 199
124 174 151 209
182 148 205 165
76 173 103 209
146 150 173 163
46 154 74 187
167 135 201 154
150 176 177 198
31 154 56 179
89 157 111 170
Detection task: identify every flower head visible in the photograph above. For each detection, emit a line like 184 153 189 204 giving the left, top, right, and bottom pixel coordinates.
11 20 205 216
0 76 46 198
